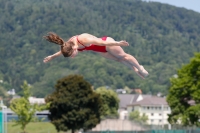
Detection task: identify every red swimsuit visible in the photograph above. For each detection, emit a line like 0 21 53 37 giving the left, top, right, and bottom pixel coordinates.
76 36 107 53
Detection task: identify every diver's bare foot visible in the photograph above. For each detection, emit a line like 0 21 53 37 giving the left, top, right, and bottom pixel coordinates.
136 71 145 79
134 68 145 79
139 65 149 78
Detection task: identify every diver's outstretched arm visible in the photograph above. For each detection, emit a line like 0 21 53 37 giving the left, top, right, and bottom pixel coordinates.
43 51 62 63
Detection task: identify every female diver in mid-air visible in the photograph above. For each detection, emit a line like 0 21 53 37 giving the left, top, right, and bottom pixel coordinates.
43 32 149 79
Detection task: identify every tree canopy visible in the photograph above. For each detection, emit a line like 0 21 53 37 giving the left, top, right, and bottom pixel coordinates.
95 87 119 118
129 110 148 124
167 53 200 126
45 75 104 133
0 0 200 97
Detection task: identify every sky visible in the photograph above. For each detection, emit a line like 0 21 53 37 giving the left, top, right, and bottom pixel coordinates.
146 0 200 13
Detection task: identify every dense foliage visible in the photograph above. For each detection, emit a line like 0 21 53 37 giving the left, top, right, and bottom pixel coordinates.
0 0 200 97
129 110 148 123
96 87 119 118
167 53 200 126
45 75 103 132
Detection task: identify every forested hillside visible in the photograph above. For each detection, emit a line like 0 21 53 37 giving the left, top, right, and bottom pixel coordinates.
0 0 200 97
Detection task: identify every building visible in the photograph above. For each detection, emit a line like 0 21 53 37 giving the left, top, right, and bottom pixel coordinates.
116 89 126 94
10 96 45 105
118 94 151 120
28 97 45 104
7 89 16 95
118 94 171 125
2 108 49 122
131 89 142 94
127 96 171 125
0 100 7 109
118 94 133 120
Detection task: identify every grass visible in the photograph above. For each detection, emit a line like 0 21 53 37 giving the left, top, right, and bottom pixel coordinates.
6 122 69 133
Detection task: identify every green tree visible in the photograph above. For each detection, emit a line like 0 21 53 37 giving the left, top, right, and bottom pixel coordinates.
129 110 148 123
10 81 47 133
167 53 200 126
123 86 131 94
95 87 119 118
0 86 7 98
45 75 104 133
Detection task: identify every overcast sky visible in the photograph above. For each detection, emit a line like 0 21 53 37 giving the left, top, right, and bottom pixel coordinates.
147 0 200 13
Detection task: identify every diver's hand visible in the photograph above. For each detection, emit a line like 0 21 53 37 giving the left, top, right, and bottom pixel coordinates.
43 56 52 63
118 40 129 46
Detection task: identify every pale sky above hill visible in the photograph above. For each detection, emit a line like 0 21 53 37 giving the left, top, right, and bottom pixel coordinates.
144 0 200 13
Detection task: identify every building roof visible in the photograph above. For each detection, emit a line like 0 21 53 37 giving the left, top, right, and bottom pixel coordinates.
142 95 152 99
118 94 153 109
131 94 140 103
131 88 142 94
118 94 134 109
131 96 168 106
118 94 167 109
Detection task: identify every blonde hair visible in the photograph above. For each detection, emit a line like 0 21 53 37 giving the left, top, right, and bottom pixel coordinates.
43 32 74 57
